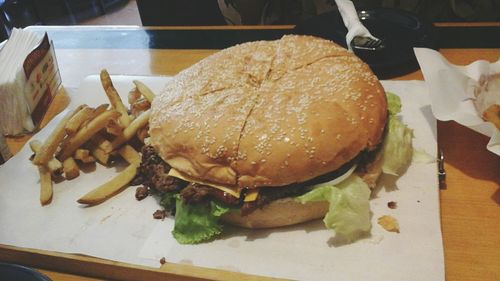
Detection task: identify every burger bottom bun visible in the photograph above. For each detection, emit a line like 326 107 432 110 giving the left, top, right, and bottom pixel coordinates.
221 149 385 229
221 198 328 229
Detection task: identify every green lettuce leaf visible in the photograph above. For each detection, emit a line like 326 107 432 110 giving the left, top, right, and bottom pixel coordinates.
297 175 371 241
159 191 178 213
381 115 414 176
386 91 402 115
172 197 230 244
381 92 414 176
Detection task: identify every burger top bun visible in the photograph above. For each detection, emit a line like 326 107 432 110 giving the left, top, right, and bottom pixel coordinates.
149 35 387 188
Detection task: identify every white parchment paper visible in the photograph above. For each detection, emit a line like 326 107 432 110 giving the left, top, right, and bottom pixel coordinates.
414 48 500 155
0 75 168 267
0 76 444 281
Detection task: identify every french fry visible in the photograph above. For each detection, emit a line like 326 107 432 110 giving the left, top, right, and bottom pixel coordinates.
93 103 109 115
74 149 95 163
32 106 83 165
38 165 53 206
91 133 113 154
106 118 124 136
100 69 131 127
58 110 121 160
87 137 110 164
63 157 80 180
90 146 110 165
118 145 141 165
74 149 90 160
80 155 96 164
29 74 156 207
128 87 141 105
29 140 62 175
77 163 138 205
130 98 151 117
111 109 151 150
30 75 155 207
79 104 109 129
133 80 155 103
65 105 93 136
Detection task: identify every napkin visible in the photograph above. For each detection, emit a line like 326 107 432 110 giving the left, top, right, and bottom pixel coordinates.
414 47 500 155
0 28 61 136
335 0 378 51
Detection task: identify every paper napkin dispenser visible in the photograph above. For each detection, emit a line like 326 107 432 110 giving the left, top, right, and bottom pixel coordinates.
0 29 62 136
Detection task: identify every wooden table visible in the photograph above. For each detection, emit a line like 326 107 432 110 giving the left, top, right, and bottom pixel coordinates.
1 25 499 281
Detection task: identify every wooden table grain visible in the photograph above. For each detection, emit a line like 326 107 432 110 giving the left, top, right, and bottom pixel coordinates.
2 25 499 281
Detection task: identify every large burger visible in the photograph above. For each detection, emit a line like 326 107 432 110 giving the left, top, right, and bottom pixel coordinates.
138 35 413 244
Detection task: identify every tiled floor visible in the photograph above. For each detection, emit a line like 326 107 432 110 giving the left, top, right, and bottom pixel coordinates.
80 0 141 26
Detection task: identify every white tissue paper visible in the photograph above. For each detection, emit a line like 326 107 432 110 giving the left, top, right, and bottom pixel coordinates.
414 47 500 155
335 0 379 50
0 28 61 136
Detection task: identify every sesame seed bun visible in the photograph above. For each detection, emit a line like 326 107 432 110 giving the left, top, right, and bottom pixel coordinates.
149 35 387 189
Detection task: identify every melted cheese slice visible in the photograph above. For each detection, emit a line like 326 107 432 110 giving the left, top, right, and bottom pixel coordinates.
167 168 259 202
167 164 356 203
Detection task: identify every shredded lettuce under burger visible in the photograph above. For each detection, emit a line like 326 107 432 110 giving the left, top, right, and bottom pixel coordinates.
165 92 414 244
172 195 231 244
381 94 414 176
296 176 371 241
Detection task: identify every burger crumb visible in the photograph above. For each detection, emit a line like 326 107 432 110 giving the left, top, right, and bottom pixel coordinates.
135 186 149 201
378 215 400 233
387 201 397 209
153 209 167 220
159 257 166 265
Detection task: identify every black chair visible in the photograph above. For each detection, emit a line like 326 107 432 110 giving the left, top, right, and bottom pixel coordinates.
137 0 226 26
1 0 41 41
32 0 125 24
0 0 128 37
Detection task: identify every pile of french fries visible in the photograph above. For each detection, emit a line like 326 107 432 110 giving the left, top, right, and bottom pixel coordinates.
29 69 156 206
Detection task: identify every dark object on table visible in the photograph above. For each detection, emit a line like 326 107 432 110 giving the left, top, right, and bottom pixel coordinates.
387 201 397 209
135 185 149 200
351 35 384 51
293 8 436 79
0 263 51 281
153 209 167 220
438 149 446 189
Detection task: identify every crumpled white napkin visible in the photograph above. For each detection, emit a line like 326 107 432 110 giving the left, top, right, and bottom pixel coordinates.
335 0 378 51
414 48 500 155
